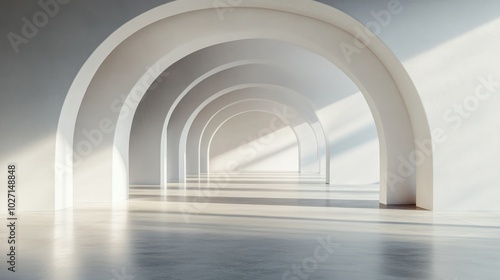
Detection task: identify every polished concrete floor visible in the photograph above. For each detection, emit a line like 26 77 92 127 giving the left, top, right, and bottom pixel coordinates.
1 182 500 280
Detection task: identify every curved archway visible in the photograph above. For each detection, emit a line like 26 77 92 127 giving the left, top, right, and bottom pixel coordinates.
57 0 432 209
160 63 330 183
129 39 355 188
207 110 302 179
187 93 327 180
187 97 325 180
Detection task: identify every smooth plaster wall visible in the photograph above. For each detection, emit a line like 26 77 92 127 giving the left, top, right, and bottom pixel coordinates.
1 0 499 211
209 111 300 173
192 96 325 177
0 0 174 211
321 0 500 209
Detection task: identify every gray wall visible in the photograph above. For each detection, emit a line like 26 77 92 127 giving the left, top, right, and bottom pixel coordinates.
0 0 173 210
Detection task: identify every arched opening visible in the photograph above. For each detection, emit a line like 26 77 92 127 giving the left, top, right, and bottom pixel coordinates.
56 0 432 210
208 111 301 177
173 86 328 184
128 40 338 190
186 98 325 182
196 99 325 183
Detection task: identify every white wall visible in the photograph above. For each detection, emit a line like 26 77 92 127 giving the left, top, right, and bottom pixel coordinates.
1 0 499 211
324 0 500 209
320 93 380 185
209 111 300 173
0 0 176 211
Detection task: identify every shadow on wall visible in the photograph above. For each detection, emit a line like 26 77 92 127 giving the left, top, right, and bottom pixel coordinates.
208 98 380 185
317 0 500 60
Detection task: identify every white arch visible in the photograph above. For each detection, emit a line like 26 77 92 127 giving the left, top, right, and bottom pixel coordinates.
130 39 353 187
162 63 330 183
186 97 325 179
207 110 302 177
187 93 326 179
57 0 431 209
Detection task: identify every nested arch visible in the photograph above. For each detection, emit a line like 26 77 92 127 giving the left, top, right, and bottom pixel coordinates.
185 96 326 179
162 63 328 183
187 92 326 178
207 110 302 175
130 40 354 188
56 0 432 209
129 39 338 187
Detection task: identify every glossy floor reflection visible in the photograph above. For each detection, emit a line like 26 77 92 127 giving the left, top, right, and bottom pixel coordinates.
1 183 500 280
